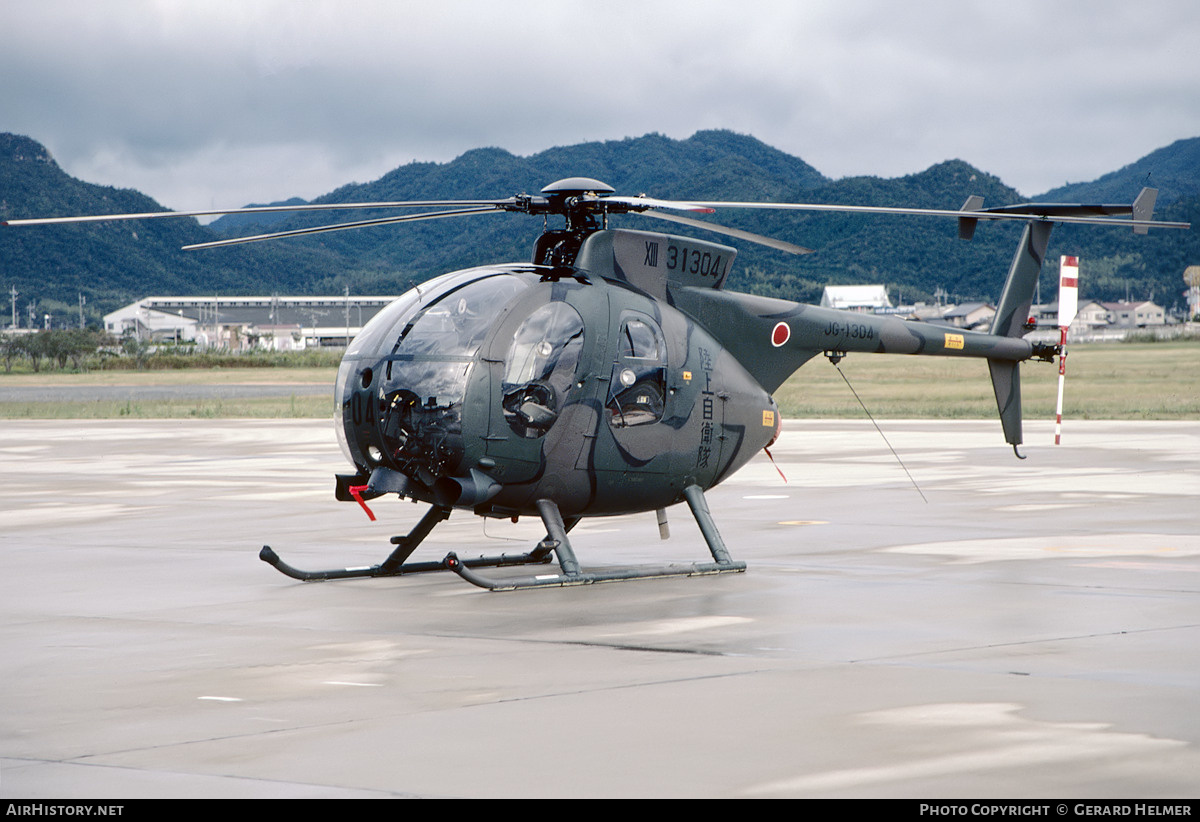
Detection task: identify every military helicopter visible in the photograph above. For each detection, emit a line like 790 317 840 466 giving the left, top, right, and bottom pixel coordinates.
5 178 1188 589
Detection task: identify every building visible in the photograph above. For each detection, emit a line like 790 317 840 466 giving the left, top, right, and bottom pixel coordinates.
1101 301 1165 328
1032 300 1110 332
820 285 892 312
940 302 995 331
103 296 398 349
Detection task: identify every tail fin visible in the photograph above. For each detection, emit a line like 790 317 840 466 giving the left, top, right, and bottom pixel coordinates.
977 189 1166 450
987 220 1054 450
991 221 1052 340
988 359 1024 451
1131 187 1158 235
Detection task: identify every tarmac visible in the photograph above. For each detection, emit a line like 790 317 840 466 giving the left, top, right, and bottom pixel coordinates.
0 383 329 402
1 418 1197 798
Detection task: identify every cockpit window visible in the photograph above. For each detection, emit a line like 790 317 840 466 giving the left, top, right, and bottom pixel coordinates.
617 318 662 362
608 314 667 428
345 268 537 477
502 301 585 438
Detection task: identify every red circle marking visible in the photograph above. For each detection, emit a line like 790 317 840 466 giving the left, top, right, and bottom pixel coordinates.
771 322 790 347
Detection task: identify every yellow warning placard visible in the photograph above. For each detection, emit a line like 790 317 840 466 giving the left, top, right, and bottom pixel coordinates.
944 333 964 350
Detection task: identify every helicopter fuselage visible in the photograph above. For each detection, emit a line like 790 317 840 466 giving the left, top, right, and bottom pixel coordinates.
335 252 779 519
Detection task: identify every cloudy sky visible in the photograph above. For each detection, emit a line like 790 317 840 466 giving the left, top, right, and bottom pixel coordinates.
4 0 1198 213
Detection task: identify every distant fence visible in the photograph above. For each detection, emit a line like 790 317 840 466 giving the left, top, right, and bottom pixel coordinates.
1026 323 1199 345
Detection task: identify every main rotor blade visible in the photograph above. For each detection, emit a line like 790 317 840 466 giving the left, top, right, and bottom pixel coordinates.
3 198 518 227
182 206 503 250
635 210 813 255
602 195 715 214
684 199 1190 231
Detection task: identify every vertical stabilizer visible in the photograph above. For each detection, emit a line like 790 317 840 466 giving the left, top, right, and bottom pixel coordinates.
991 221 1052 338
988 360 1023 447
988 220 1053 448
958 195 984 240
1132 188 1157 235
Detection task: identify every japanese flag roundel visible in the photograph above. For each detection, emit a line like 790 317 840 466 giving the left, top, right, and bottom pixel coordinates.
771 321 791 347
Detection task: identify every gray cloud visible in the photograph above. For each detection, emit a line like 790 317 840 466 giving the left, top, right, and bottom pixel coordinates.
4 0 1198 211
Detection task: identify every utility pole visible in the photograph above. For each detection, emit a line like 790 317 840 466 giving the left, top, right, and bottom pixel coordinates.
9 286 16 329
79 293 86 329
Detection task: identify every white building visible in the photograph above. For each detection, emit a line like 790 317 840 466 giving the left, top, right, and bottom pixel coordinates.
103 296 398 349
820 285 892 312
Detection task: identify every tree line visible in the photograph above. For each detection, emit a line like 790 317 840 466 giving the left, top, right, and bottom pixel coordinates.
0 328 114 372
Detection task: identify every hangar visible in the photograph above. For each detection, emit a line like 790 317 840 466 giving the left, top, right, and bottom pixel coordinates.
102 295 397 349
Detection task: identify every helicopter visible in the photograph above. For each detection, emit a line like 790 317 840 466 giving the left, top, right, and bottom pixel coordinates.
4 177 1189 590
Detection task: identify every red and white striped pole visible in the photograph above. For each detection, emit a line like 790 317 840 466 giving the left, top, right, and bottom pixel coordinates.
1055 256 1079 445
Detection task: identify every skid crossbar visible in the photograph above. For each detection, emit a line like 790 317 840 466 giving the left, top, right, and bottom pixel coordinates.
259 485 745 590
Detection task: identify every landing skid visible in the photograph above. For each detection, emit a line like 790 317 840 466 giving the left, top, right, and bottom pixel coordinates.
259 484 745 591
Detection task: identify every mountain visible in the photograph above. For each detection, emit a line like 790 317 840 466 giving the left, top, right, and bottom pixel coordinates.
3 130 1197 324
1030 138 1200 306
205 131 835 291
1036 138 1200 207
208 197 310 232
0 133 341 322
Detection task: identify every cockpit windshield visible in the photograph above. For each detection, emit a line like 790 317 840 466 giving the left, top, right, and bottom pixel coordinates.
338 268 537 478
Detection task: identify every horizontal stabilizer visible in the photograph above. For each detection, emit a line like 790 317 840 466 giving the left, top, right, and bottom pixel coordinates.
958 195 984 241
980 187 1167 233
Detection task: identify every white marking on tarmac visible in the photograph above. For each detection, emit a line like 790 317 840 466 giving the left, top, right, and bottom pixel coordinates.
0 504 138 528
603 616 752 637
743 702 1186 796
885 534 1200 564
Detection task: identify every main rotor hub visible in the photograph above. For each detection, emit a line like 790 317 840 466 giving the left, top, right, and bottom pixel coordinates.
539 177 616 231
540 177 616 199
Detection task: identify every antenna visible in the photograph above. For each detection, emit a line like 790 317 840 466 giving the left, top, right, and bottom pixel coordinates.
827 353 927 503
1054 256 1080 445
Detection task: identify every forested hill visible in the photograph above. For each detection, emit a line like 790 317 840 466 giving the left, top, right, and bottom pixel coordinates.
3 130 1197 324
0 133 340 321
1039 138 1200 206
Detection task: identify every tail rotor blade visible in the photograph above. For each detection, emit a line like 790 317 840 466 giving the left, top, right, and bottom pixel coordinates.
1054 256 1080 445
1057 256 1080 329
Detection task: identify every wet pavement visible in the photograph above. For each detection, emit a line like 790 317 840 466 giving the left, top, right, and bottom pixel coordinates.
0 383 329 402
1 418 1197 798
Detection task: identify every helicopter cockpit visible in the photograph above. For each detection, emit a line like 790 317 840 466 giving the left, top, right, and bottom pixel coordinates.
336 267 540 486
